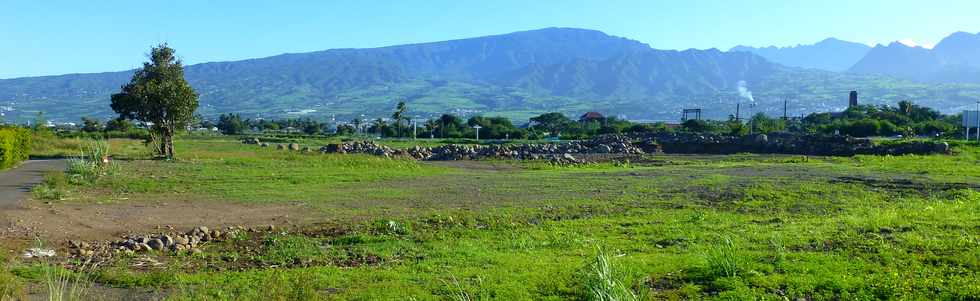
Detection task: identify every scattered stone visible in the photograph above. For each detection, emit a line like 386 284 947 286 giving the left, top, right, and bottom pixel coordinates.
288 143 301 151
147 239 165 251
23 248 56 258
160 235 174 247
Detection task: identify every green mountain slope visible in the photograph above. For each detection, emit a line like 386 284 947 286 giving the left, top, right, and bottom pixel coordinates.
2 28 980 123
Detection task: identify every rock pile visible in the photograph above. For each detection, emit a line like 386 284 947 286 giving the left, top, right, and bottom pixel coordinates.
321 140 398 157
67 226 237 258
241 138 261 145
319 135 642 162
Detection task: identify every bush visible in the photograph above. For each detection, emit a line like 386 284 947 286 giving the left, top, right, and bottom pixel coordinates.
0 127 32 169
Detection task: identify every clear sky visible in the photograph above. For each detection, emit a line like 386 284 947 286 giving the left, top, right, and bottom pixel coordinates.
2 0 979 79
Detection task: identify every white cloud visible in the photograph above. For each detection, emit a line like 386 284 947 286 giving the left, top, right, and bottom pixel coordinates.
897 38 935 49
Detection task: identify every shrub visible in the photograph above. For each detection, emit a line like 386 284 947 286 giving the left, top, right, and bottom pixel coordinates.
0 127 32 169
65 140 115 184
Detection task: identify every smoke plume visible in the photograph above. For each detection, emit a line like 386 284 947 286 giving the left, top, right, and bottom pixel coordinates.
737 80 755 104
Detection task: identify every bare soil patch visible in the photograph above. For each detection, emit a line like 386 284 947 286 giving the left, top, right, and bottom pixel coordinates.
0 199 319 243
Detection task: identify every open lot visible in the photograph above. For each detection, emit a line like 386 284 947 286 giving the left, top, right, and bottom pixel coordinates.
2 136 979 300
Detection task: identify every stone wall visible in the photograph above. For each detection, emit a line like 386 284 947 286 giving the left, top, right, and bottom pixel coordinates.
633 133 950 156
249 132 951 162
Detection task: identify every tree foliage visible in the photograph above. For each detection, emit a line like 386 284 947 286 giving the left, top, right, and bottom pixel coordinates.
110 43 198 159
217 113 246 135
803 100 953 137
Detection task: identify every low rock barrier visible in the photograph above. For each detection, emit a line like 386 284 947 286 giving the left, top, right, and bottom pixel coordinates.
244 133 950 162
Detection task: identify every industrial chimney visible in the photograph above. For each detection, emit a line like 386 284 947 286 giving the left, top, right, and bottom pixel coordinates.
848 91 858 108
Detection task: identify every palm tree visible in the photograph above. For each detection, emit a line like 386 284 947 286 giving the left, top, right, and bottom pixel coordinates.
392 101 407 137
898 100 913 116
424 119 439 138
373 118 387 138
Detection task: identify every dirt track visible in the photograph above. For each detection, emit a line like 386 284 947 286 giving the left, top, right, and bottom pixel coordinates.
0 159 65 209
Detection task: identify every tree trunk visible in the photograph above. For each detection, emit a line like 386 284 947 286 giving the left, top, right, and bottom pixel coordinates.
164 127 175 159
155 126 176 160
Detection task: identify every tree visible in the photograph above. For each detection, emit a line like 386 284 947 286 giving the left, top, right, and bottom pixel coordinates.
302 120 322 135
391 101 408 138
424 119 439 138
749 113 785 134
32 111 48 133
352 118 363 134
81 117 104 132
681 119 709 132
372 118 387 137
217 113 246 135
110 43 198 159
437 114 466 138
336 124 356 135
105 118 134 132
530 112 573 135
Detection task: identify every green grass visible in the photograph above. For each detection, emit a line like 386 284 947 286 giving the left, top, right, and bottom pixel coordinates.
7 136 980 300
29 134 150 159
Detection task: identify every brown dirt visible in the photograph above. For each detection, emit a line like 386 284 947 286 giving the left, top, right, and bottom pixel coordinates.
0 199 319 244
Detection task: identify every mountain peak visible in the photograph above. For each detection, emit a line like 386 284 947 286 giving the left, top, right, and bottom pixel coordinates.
728 37 870 72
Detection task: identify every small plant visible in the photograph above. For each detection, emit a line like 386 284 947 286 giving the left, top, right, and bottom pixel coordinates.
36 239 92 301
769 234 787 271
32 171 68 200
586 248 638 301
703 236 741 278
64 140 115 184
688 210 706 223
444 275 474 301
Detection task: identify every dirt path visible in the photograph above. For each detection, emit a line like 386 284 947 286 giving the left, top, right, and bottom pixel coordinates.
0 160 65 209
0 159 316 243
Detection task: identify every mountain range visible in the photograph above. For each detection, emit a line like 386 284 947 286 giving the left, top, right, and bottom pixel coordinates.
2 28 980 123
850 31 980 83
730 38 871 72
734 31 980 84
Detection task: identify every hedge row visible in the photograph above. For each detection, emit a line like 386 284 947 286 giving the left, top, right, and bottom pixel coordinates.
0 127 32 170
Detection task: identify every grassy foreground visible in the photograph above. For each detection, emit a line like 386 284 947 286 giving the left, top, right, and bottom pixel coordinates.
6 136 980 300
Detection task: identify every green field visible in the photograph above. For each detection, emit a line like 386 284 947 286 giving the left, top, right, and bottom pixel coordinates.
4 136 980 300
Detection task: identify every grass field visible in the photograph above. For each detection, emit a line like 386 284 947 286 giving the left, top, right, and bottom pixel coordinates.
4 136 980 300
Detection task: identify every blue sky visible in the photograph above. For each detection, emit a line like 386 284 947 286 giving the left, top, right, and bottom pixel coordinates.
2 0 979 78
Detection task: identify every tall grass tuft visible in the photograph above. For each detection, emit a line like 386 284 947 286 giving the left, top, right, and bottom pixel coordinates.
444 275 474 301
703 236 741 278
65 140 115 184
586 249 638 301
36 239 91 301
